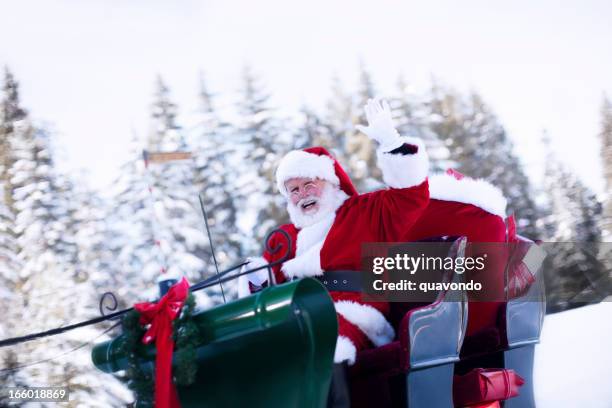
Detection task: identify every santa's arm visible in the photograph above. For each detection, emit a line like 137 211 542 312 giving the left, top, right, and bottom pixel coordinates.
356 99 430 238
356 99 428 189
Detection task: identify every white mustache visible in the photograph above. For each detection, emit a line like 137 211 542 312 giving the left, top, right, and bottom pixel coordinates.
297 196 318 208
297 196 319 206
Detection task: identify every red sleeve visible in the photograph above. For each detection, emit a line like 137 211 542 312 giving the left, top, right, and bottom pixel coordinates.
360 180 430 241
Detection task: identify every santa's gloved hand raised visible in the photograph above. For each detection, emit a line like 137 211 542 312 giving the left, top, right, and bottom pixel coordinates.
355 98 403 152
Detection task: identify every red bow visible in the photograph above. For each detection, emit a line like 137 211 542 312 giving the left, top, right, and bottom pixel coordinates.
134 277 189 408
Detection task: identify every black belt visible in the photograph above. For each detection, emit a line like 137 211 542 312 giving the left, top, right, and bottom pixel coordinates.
315 271 362 292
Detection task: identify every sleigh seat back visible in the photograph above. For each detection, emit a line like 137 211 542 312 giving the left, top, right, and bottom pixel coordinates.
349 235 469 408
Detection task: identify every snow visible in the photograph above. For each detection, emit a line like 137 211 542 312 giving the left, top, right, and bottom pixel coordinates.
535 302 612 407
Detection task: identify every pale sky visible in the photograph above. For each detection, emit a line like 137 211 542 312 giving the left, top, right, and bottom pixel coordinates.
1 0 610 193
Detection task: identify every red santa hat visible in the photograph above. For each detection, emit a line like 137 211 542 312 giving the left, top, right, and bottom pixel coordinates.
276 146 358 198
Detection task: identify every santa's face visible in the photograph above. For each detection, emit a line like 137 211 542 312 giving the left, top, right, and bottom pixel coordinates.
285 178 349 229
285 177 327 215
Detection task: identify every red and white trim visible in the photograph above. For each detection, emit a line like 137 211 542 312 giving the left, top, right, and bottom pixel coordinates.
334 300 395 347
377 136 429 189
276 150 339 197
334 335 357 364
281 240 324 279
429 172 507 218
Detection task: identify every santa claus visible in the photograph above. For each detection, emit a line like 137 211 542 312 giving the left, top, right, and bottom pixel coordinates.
237 98 430 368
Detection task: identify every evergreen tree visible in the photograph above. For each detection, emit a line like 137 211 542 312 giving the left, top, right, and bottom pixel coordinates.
71 177 120 293
8 118 129 405
346 63 379 189
0 183 18 290
0 67 27 211
599 95 612 241
391 75 452 173
145 77 209 283
0 71 32 391
293 104 327 150
541 133 607 312
108 135 160 302
190 73 242 302
148 76 181 152
0 185 24 393
233 67 288 248
596 95 612 303
324 74 353 163
428 85 541 238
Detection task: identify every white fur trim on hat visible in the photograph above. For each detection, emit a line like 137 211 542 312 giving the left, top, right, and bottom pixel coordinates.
276 150 339 196
334 335 357 365
377 136 429 189
429 173 507 218
334 301 395 347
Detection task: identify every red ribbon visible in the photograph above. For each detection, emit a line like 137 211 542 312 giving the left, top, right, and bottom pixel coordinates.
134 277 189 408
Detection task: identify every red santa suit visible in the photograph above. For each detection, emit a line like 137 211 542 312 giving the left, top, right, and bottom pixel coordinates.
238 139 429 364
405 169 509 336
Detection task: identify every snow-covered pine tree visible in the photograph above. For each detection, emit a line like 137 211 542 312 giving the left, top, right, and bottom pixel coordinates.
0 67 27 212
390 75 456 173
540 133 607 312
0 183 25 393
108 134 161 302
345 63 379 189
0 69 31 391
599 95 612 241
0 67 23 334
293 104 329 150
391 75 452 173
189 73 242 302
0 183 18 301
146 76 209 284
70 176 121 294
233 66 288 248
323 74 353 166
428 86 541 238
8 116 130 405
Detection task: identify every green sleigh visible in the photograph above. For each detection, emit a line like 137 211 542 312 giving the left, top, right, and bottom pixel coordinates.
92 277 338 408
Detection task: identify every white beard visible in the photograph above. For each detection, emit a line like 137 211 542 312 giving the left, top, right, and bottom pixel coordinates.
286 184 349 229
281 185 350 279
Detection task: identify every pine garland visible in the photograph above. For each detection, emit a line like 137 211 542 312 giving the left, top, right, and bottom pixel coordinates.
120 292 200 406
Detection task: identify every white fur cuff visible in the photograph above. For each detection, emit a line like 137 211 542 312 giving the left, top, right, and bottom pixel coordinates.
334 301 395 347
334 335 357 365
429 173 507 218
281 241 324 279
376 136 429 189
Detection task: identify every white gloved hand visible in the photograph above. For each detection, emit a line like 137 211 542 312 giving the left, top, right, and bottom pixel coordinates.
355 98 402 152
242 257 270 286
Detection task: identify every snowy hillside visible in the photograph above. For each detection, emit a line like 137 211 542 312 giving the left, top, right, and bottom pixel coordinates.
535 302 612 407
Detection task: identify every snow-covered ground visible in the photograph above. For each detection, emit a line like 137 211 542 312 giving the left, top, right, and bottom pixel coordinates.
535 302 612 407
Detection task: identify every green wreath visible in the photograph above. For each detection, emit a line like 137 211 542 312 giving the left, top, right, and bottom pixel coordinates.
120 292 200 406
